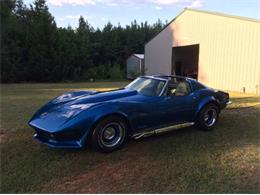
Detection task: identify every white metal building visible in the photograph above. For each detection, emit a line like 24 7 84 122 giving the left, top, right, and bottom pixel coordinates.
145 9 260 94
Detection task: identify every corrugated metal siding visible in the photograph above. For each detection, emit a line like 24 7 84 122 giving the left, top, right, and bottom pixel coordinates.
145 25 173 75
174 11 260 94
145 9 260 94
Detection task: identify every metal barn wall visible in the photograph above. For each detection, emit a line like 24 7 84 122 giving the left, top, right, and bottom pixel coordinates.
145 25 174 75
145 9 260 94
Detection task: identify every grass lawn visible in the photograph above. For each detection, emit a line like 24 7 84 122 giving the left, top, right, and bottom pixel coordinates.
1 82 260 193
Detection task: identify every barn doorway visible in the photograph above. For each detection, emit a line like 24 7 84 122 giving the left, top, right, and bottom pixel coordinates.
172 44 199 79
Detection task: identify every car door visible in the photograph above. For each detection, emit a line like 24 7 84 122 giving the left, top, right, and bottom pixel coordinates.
158 94 198 125
128 95 167 131
155 80 199 126
127 79 198 131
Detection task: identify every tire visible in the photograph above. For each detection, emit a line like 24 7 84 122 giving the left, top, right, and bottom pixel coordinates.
91 116 128 152
196 103 219 131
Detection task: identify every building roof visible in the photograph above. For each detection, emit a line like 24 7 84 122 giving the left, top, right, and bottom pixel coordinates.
145 8 260 46
133 54 144 59
186 8 260 23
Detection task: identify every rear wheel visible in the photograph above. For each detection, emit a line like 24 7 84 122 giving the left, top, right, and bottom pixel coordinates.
91 116 128 152
197 103 219 131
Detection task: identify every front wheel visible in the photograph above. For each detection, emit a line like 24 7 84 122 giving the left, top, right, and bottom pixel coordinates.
196 103 219 131
91 116 128 152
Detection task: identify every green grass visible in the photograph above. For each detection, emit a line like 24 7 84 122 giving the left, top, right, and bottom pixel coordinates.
1 82 260 193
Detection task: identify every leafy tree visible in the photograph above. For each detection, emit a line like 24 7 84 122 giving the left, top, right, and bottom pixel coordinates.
0 0 165 82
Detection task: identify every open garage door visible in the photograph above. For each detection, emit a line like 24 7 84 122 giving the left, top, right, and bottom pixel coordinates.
172 44 199 79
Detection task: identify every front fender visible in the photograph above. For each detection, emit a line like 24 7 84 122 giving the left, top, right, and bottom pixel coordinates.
63 102 130 146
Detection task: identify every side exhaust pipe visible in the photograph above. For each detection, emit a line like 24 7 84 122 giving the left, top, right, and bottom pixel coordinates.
132 122 195 140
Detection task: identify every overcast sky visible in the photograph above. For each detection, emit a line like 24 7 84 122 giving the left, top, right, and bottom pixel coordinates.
23 0 260 29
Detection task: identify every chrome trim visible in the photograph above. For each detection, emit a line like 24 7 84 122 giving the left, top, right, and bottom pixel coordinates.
132 122 195 140
226 101 232 105
159 79 170 96
142 75 168 82
204 109 217 127
99 122 123 147
132 133 145 140
154 122 195 134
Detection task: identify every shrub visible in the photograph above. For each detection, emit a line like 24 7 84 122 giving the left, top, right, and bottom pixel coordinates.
108 65 124 80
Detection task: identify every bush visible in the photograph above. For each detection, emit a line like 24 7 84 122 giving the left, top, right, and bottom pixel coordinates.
108 65 124 80
82 65 124 81
129 71 141 79
82 67 98 81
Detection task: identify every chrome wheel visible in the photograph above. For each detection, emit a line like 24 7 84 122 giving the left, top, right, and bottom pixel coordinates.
99 122 124 148
204 108 217 127
92 116 128 152
103 127 116 140
197 103 219 131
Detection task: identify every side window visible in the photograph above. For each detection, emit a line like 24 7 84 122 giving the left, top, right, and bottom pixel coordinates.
166 80 191 96
175 81 191 96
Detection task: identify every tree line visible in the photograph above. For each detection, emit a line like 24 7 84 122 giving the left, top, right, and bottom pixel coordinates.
1 0 166 83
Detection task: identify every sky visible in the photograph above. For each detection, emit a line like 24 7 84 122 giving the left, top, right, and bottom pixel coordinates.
24 0 260 29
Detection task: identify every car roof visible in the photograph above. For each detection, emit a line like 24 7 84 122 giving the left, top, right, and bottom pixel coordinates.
143 75 196 82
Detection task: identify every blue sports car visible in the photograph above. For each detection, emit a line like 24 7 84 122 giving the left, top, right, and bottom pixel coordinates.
29 75 231 152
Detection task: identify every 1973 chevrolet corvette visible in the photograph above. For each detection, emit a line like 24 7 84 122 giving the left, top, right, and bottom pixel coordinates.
29 75 231 152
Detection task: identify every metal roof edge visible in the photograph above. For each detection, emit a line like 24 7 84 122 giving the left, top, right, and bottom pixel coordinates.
127 53 144 60
144 9 186 48
144 8 260 48
133 54 144 59
185 8 260 23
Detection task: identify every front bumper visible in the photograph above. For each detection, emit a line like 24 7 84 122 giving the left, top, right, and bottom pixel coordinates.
226 100 232 105
31 125 89 149
34 133 84 148
219 100 232 110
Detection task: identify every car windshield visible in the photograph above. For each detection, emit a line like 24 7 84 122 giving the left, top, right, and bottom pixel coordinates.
125 77 166 96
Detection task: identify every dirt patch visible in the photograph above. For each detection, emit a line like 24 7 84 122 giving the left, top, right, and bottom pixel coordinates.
0 131 12 144
0 130 32 144
41 143 158 193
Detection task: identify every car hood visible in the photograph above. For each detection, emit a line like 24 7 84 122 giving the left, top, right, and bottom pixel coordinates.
66 88 138 105
29 88 138 131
